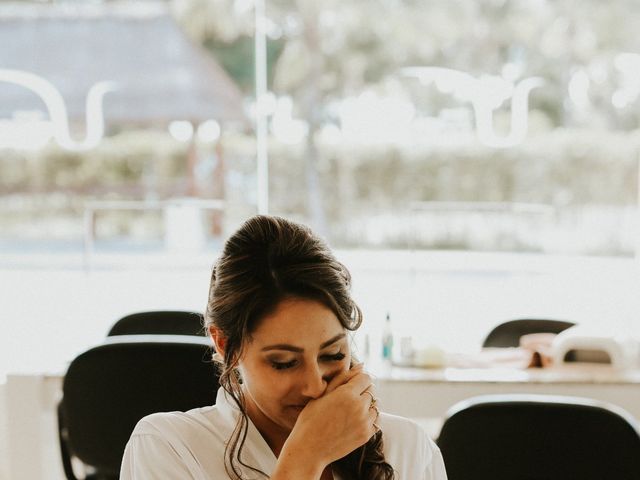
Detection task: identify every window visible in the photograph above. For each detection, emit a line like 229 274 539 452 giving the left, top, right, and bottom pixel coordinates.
2 0 639 377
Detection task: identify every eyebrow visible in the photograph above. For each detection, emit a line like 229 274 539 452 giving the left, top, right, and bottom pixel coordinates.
261 333 346 353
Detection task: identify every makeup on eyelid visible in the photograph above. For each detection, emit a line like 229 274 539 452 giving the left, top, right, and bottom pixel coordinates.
268 351 346 370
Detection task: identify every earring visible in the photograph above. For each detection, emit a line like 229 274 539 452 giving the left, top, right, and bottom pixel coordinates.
212 352 223 363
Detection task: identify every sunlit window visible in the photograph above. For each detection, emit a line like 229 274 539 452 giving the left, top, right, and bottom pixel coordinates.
2 0 640 377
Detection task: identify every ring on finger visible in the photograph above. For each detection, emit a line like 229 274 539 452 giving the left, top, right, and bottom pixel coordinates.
363 390 377 409
371 405 381 431
372 405 380 421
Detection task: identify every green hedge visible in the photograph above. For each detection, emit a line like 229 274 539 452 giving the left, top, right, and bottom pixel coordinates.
0 128 638 252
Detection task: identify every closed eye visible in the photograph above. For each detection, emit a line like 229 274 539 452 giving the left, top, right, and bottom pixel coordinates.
321 352 346 362
270 352 345 371
271 359 297 370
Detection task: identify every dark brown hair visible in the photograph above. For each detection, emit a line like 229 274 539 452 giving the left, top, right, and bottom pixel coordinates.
204 215 394 480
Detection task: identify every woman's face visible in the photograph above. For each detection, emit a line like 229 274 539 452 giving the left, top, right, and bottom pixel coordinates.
236 297 351 437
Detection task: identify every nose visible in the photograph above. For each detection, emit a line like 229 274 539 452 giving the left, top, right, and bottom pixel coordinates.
300 362 328 399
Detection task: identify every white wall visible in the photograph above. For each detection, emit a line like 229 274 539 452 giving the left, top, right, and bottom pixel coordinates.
0 381 8 480
4 375 65 480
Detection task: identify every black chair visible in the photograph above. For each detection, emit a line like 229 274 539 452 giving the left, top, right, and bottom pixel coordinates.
58 335 219 480
482 318 575 348
107 310 204 337
437 394 640 480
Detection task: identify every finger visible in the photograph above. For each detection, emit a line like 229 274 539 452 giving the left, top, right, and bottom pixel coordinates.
361 384 377 398
326 365 360 389
370 403 380 420
326 363 364 393
369 405 381 433
361 388 378 409
339 371 373 396
351 361 365 370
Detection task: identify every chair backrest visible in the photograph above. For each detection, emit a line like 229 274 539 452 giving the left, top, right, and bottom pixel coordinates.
107 310 204 337
482 318 575 348
437 394 640 480
60 335 218 478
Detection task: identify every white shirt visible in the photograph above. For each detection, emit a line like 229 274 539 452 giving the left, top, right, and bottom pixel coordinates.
121 388 448 480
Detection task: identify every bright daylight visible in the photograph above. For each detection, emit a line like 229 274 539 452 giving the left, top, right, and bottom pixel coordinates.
2 0 640 479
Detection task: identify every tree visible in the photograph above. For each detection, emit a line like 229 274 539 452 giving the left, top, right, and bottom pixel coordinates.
171 0 640 234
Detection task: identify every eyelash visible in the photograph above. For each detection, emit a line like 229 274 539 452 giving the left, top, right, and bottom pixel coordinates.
271 352 346 371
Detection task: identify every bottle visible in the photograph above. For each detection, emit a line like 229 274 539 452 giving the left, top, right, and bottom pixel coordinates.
382 313 394 363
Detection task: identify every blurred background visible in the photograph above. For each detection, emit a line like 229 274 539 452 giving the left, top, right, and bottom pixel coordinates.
2 0 640 379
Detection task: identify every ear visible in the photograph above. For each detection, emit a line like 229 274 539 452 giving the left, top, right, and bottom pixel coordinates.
209 325 226 358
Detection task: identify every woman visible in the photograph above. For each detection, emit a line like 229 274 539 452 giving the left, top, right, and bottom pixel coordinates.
121 215 447 479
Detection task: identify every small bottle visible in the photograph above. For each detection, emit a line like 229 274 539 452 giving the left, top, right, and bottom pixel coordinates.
382 313 394 363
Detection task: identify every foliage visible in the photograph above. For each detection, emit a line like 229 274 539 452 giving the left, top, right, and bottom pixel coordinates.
166 0 640 238
2 126 638 253
0 130 190 196
172 0 640 130
3 0 640 254
265 129 640 212
204 36 285 92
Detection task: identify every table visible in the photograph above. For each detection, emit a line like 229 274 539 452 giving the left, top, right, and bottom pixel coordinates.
375 364 640 423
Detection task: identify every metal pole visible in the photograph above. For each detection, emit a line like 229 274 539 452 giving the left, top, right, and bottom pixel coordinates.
255 0 269 214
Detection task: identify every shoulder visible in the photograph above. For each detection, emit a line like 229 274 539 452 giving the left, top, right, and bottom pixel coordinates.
131 406 219 438
126 405 232 459
378 411 426 445
121 406 228 479
378 412 447 479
